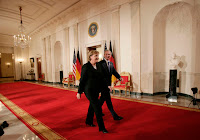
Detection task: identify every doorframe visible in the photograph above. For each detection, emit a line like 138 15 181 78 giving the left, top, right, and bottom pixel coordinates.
37 57 42 79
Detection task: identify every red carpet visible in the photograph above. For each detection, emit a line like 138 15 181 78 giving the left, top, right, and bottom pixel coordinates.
1 82 200 140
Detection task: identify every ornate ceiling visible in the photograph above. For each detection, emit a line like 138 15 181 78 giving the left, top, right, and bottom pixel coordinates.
0 0 80 47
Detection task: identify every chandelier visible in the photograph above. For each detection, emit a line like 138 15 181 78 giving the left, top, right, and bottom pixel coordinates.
13 7 31 49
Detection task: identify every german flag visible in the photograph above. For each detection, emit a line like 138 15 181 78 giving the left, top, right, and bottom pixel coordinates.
76 49 81 80
109 41 117 83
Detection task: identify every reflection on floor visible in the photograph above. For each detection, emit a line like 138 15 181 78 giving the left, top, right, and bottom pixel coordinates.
0 102 40 140
0 80 199 139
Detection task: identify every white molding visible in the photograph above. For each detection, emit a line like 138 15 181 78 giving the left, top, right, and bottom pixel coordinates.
111 5 121 13
85 40 105 48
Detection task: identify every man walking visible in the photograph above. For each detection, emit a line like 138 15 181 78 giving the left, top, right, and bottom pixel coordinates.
99 50 123 120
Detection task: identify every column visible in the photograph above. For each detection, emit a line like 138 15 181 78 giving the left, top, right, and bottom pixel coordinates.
50 34 56 82
46 35 53 82
63 27 70 78
42 38 47 81
130 0 141 92
111 5 121 72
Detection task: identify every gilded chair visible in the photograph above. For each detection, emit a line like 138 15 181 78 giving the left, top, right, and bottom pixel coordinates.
113 72 132 96
62 72 75 87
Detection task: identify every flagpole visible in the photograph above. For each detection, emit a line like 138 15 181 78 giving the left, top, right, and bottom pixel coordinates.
139 1 141 93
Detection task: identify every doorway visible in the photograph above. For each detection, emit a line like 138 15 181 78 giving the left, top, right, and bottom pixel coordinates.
87 45 103 61
0 53 14 83
37 57 42 79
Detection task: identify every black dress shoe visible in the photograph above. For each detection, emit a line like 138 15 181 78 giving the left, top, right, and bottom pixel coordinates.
86 123 96 127
1 121 9 128
113 116 123 120
0 127 4 136
99 129 108 133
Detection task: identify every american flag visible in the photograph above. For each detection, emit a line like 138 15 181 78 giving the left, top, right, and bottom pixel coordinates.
104 42 107 50
73 49 76 78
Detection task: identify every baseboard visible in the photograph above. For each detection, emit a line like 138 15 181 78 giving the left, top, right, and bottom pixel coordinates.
24 79 36 81
112 90 198 100
63 84 79 88
152 92 194 99
0 76 14 78
153 92 168 96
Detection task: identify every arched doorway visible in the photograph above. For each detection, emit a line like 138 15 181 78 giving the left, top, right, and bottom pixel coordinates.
153 2 197 94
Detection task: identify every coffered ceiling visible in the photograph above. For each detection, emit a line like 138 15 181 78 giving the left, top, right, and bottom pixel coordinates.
0 0 80 47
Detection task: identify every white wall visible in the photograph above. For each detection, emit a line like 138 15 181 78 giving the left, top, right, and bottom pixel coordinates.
120 3 132 74
15 0 199 97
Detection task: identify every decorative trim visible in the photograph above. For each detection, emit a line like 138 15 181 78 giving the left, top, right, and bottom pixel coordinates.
0 94 66 140
30 0 81 36
85 40 105 48
111 5 121 13
129 0 140 5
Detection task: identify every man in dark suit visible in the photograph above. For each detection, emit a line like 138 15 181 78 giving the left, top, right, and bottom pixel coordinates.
99 50 123 120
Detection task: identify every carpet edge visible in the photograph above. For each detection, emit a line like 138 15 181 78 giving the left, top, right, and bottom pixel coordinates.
0 93 67 140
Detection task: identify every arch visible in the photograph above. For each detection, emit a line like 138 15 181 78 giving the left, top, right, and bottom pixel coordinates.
153 2 197 94
194 4 200 96
54 41 63 83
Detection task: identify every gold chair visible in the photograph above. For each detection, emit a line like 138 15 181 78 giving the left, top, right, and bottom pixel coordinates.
62 72 75 87
113 72 132 96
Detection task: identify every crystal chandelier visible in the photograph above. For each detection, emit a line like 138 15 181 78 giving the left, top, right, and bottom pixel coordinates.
13 7 31 49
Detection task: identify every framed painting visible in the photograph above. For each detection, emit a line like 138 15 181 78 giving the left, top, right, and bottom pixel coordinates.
30 58 34 68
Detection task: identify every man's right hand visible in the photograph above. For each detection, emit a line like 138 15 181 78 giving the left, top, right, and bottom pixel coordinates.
108 86 112 92
76 93 81 99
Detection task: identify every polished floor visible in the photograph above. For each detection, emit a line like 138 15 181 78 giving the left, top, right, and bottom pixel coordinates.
0 78 199 139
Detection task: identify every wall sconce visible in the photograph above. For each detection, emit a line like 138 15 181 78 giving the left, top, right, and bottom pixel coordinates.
6 62 11 68
18 58 24 63
12 54 15 59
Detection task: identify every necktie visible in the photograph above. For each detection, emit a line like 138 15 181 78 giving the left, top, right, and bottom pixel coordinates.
108 62 110 72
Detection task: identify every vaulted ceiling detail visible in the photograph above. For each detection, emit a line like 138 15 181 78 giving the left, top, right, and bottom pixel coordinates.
0 0 80 47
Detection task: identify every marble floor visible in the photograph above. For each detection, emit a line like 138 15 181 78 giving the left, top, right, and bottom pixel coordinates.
0 102 40 140
0 79 200 139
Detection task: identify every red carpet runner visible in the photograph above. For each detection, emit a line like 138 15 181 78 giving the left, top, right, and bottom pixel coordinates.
0 82 200 140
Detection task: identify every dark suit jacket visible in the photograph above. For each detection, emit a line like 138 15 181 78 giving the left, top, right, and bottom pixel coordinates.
78 61 108 99
99 60 121 86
